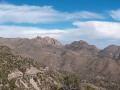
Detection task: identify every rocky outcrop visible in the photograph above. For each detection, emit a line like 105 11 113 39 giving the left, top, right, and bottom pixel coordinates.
8 70 23 80
33 36 62 47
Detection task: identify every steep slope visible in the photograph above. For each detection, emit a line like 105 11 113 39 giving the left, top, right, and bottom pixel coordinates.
64 42 120 89
99 45 120 60
0 37 64 69
65 40 100 56
0 46 81 90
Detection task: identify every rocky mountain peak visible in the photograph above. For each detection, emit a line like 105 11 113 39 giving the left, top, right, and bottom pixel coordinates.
36 36 42 39
71 40 88 46
33 36 62 47
43 37 61 46
65 40 99 54
99 45 120 60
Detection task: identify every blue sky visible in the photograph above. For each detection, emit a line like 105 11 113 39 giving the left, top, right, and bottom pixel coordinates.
0 0 120 48
1 0 120 12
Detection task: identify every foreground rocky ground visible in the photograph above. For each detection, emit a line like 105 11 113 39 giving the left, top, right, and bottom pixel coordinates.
0 46 82 90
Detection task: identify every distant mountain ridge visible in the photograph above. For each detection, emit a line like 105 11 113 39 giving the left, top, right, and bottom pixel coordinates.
65 40 100 56
0 36 120 90
99 45 120 60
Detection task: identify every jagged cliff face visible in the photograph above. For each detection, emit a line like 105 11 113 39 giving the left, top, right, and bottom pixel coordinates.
33 36 62 47
0 37 120 90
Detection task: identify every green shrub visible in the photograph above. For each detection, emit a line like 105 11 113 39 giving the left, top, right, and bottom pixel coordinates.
62 74 80 90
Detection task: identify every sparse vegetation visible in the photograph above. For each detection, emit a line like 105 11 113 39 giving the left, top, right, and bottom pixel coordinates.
61 74 80 90
0 46 82 90
85 85 95 90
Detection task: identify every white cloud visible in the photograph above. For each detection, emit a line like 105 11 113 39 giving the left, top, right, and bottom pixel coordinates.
0 24 82 44
0 21 120 41
109 9 120 21
0 25 67 38
73 21 120 39
66 11 103 20
0 20 120 48
0 3 104 24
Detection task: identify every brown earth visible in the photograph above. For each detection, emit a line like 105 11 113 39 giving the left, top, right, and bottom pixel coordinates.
0 37 120 89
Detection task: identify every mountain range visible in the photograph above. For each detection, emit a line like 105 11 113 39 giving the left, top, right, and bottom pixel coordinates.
0 36 120 90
